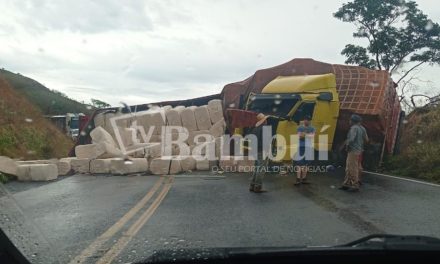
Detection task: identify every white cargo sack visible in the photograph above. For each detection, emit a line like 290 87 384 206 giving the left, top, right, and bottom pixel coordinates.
0 156 17 176
180 108 198 132
169 158 182 175
209 118 226 138
194 106 212 130
207 99 223 124
165 109 183 128
90 126 118 147
180 156 196 171
110 158 149 175
70 158 91 174
57 158 74 175
150 157 171 175
75 143 123 159
90 159 112 174
16 164 58 181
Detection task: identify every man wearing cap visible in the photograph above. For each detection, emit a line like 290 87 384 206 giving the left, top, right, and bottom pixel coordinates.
294 115 315 186
340 114 369 192
249 113 271 193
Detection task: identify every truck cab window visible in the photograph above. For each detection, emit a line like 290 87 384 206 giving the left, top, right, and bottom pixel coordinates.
248 94 299 117
292 102 315 123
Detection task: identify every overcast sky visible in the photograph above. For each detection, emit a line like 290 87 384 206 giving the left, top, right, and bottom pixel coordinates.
0 0 439 106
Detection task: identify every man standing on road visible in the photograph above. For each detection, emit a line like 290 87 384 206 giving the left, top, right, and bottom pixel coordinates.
340 114 369 192
249 113 271 193
294 115 315 186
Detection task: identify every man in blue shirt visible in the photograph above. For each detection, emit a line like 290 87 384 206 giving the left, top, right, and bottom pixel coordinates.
294 115 315 186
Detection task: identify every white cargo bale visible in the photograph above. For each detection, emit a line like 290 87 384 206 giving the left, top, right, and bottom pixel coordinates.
196 159 217 171
194 106 212 130
150 157 171 175
103 113 116 139
188 130 212 146
174 106 185 111
144 143 163 158
75 144 102 159
150 112 166 135
161 132 189 144
169 158 182 174
134 110 151 132
136 111 165 135
110 158 149 175
209 118 226 138
207 99 223 124
90 126 117 147
70 158 91 174
75 143 123 159
162 105 173 111
171 144 180 156
180 108 198 132
94 113 105 128
90 159 112 174
57 158 73 175
179 156 196 171
0 156 18 176
15 159 57 165
192 141 216 157
16 164 58 181
125 145 145 158
117 127 137 149
165 109 184 131
149 134 162 143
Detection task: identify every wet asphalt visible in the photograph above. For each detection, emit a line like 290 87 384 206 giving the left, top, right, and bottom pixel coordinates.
1 169 439 264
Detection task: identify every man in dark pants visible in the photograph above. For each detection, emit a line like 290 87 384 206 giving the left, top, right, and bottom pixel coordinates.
249 113 271 193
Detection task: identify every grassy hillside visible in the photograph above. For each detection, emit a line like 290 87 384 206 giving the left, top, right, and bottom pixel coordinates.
0 76 74 160
0 69 92 115
384 105 440 182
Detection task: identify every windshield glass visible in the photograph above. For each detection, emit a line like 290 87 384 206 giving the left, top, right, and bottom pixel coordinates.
0 1 440 263
248 94 299 116
69 119 79 129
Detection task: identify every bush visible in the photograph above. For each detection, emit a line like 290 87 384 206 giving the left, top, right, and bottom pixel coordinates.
384 105 440 183
0 125 18 154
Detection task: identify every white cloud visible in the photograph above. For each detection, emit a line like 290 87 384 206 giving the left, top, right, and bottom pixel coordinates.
0 0 439 106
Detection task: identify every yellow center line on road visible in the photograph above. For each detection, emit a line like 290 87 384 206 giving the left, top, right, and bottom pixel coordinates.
68 176 165 264
96 176 174 264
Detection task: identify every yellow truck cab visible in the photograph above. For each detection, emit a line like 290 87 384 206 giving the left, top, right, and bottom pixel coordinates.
245 73 340 162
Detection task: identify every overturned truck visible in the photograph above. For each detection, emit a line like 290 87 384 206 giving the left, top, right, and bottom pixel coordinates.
73 58 402 170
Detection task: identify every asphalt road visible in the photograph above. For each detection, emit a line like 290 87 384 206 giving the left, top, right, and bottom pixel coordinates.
1 169 439 264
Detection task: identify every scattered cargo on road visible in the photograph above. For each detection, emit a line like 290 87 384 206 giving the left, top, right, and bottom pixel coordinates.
0 58 404 181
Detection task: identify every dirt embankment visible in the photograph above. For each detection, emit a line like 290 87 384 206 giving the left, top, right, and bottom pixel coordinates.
0 77 73 160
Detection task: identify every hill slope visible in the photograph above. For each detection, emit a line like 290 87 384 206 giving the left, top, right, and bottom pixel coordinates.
0 76 73 159
0 69 91 115
385 105 440 182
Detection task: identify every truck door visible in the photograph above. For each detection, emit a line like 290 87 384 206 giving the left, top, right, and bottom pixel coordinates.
276 102 315 161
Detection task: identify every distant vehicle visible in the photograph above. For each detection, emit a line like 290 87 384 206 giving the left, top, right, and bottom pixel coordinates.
46 113 88 139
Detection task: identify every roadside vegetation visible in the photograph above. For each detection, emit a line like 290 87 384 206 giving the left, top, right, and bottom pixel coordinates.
384 102 440 183
0 69 92 115
0 76 74 160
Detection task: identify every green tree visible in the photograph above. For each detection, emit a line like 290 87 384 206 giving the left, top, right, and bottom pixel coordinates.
334 0 440 85
91 98 111 109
